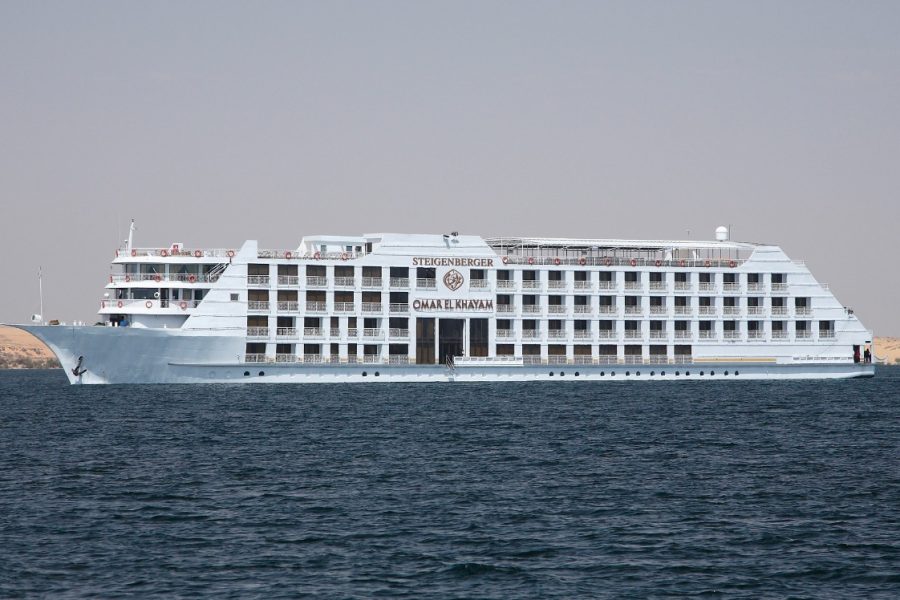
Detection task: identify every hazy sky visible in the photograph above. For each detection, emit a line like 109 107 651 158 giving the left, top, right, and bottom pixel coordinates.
1 1 898 334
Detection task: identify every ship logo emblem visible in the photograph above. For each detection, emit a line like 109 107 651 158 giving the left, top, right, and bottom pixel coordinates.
443 269 464 291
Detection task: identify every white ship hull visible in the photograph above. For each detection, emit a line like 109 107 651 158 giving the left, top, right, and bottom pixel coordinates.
16 325 874 384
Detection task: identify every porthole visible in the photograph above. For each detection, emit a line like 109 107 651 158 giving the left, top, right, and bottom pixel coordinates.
574 372 580 377
244 371 250 377
362 371 367 377
636 371 641 376
258 371 265 377
724 370 729 376
734 370 739 376
675 371 680 376
625 371 630 376
650 371 655 376
611 371 616 376
710 371 715 376
699 371 704 376
375 371 380 377
661 371 665 376
685 371 690 376
560 372 565 377
549 372 554 377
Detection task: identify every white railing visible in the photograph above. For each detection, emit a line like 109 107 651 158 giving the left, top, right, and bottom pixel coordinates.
675 282 692 291
277 301 299 311
389 277 409 288
388 356 410 365
390 303 409 313
574 280 592 290
699 330 716 339
334 277 356 288
547 356 568 365
247 275 270 286
597 281 616 290
522 305 542 313
675 331 692 340
547 305 566 314
470 279 489 289
303 327 323 338
248 301 270 311
723 330 741 340
347 328 358 337
624 306 642 315
306 276 327 287
699 283 716 292
573 305 592 314
574 331 591 340
496 304 515 313
772 330 788 339
277 275 299 286
362 302 383 313
599 306 617 315
698 306 716 316
748 331 764 340
111 273 220 284
362 328 384 339
301 355 324 364
496 329 515 339
747 306 764 316
388 328 409 338
623 355 644 365
625 281 642 291
771 307 788 316
624 330 641 339
548 280 566 289
330 328 340 337
522 280 541 289
548 330 567 340
723 307 740 316
521 330 541 339
362 277 383 288
649 331 667 340
674 306 692 316
649 306 667 315
522 356 543 365
497 280 516 289
722 283 741 293
333 302 355 313
247 327 269 338
771 282 788 293
796 330 812 339
244 353 268 363
276 327 298 338
647 356 669 365
416 278 437 290
795 307 812 316
748 283 764 292
597 330 616 339
649 282 667 292
819 330 835 339
306 301 326 313
275 354 297 363
573 356 594 365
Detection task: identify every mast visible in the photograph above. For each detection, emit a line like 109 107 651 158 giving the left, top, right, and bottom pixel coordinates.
126 219 135 252
38 266 44 325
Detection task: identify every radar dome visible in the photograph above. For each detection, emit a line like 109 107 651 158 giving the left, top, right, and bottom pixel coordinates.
715 226 729 241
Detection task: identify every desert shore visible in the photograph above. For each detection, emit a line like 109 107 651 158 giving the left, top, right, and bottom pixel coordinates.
0 325 898 369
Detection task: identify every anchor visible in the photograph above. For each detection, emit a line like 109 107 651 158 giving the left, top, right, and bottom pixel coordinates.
72 355 88 377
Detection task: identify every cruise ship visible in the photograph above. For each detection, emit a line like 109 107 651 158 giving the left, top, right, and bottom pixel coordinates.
16 225 874 384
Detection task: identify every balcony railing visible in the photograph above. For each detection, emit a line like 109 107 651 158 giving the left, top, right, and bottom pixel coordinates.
795 307 812 316
723 307 740 316
548 280 566 289
748 283 764 292
362 328 384 339
698 306 716 316
390 303 409 313
496 329 515 339
624 306 642 315
347 327 358 337
597 330 616 339
330 327 340 337
723 330 740 340
699 330 716 339
547 305 566 314
772 330 788 339
496 280 516 290
416 278 437 290
548 330 567 340
649 331 667 340
277 301 299 311
674 282 692 292
275 354 297 363
748 330 764 340
388 356 410 365
248 301 270 311
470 279 489 289
771 282 788 293
574 280 592 290
388 328 409 339
389 277 409 289
306 301 327 313
244 353 268 363
649 306 667 316
574 330 592 340
796 330 812 339
624 281 642 291
649 282 667 292
624 330 641 339
522 280 541 290
771 306 788 316
333 302 355 313
362 302 383 313
698 282 716 292
521 330 541 339
597 281 616 290
819 330 835 339
599 306 617 315
277 275 299 286
496 304 515 313
522 305 541 314
276 327 298 338
573 305 592 314
674 306 692 316
747 306 764 316
247 327 269 338
362 277 383 288
306 276 327 288
334 277 355 288
722 283 741 293
303 327 323 338
111 273 221 284
675 331 692 340
247 275 270 286
547 355 568 365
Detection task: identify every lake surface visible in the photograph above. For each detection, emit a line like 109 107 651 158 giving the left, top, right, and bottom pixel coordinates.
1 369 898 598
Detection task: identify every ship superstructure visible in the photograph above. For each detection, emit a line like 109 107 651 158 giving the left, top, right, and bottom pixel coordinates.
18 227 875 384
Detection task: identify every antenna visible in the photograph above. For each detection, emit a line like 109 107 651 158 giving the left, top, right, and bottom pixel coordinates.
127 219 135 251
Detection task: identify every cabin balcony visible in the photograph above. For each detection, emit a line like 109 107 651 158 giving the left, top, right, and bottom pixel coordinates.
598 281 616 291
244 353 268 363
698 306 716 316
247 275 270 287
625 282 642 291
675 331 692 340
597 330 616 340
772 330 788 340
496 329 515 339
470 279 489 289
362 302 383 313
795 307 812 316
521 329 541 340
747 306 764 316
277 301 299 312
647 356 669 365
623 355 644 365
548 330 566 340
649 306 667 316
388 356 410 365
573 280 592 290
599 306 617 315
771 307 788 316
278 276 299 287
496 304 515 313
300 355 324 364
624 330 641 340
362 328 384 340
306 276 328 288
347 327 358 338
771 283 788 294
330 327 341 337
248 301 270 312
389 277 409 289
548 280 566 290
275 354 297 363
522 280 541 290
699 283 716 292
334 277 356 288
649 282 667 292
574 330 592 341
496 280 516 290
246 327 269 338
362 277 383 289
723 306 741 316
547 356 568 365
723 330 741 340
573 305 592 314
416 278 437 290
796 330 812 339
819 330 836 339
522 356 543 365
522 305 542 314
388 328 409 339
390 303 409 314
649 330 667 340
674 282 692 292
674 306 692 316
699 330 716 340
748 283 764 292
303 327 324 339
624 306 642 315
306 301 327 314
547 305 566 314
276 327 298 339
333 302 355 314
748 330 764 340
722 283 741 294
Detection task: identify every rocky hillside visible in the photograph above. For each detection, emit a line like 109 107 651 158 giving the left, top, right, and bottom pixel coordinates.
0 326 59 369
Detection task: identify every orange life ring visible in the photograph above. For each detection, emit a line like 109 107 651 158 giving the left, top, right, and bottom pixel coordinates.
117 300 123 308
502 256 509 264
145 300 152 309
341 252 349 261
285 251 292 259
630 258 637 267
154 274 161 282
704 259 711 268
655 259 662 267
194 250 202 258
729 260 737 268
160 249 168 257
188 274 196 283
131 249 137 257
578 257 586 266
604 258 612 267
679 259 686 267
314 251 321 260
554 257 561 266
180 301 187 310
527 257 535 265
226 250 235 258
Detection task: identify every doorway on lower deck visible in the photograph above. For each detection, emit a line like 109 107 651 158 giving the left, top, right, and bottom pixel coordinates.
439 318 465 365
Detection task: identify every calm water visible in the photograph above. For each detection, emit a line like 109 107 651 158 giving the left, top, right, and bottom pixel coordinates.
1 370 898 599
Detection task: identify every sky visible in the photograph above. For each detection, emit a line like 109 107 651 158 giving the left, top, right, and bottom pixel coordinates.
1 1 898 334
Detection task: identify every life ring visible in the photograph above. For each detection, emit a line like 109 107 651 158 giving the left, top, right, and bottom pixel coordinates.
704 259 711 268
655 259 662 267
160 249 168 257
145 300 152 309
341 252 349 261
554 257 561 266
117 300 123 308
154 274 161 282
194 250 202 258
180 301 187 310
578 257 586 266
226 250 235 258
604 258 612 267
131 249 137 257
729 260 737 268
285 251 292 259
314 251 321 260
124 275 131 283
679 259 686 267
630 258 637 267
188 274 196 283
527 257 535 265
502 256 509 265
